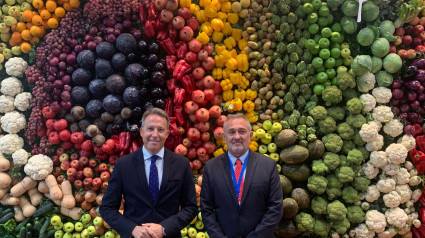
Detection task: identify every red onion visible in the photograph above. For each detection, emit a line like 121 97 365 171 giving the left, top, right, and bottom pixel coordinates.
106 34 116 43
93 36 103 44
400 113 408 121
105 18 116 27
411 100 420 110
114 23 123 31
105 27 114 35
392 80 402 89
60 91 71 101
58 61 67 70
49 57 59 66
407 91 417 101
59 53 67 61
87 41 97 51
391 99 400 106
392 88 404 99
409 113 419 123
393 107 400 115
404 124 414 135
415 69 425 82
74 45 83 53
418 115 424 124
47 75 55 82
405 80 421 90
419 94 425 102
85 34 92 42
400 104 410 113
412 58 425 69
113 29 121 36
62 75 71 84
66 54 77 65
89 27 98 35
51 102 61 112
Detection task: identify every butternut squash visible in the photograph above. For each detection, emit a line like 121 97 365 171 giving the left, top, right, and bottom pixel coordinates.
38 181 49 194
14 206 25 222
1 193 19 206
0 171 11 188
45 175 62 200
0 153 10 172
19 196 36 217
44 193 61 206
60 207 82 220
61 180 75 209
0 186 9 199
28 188 43 206
10 177 37 197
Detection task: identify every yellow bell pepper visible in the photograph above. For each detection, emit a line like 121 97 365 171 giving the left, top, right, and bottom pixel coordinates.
227 13 239 24
211 18 224 32
245 111 258 123
221 50 232 60
223 143 228 151
228 98 243 112
205 6 217 18
202 0 212 7
225 58 238 70
213 147 225 157
212 68 223 80
232 29 242 42
216 139 225 146
211 0 221 10
243 100 255 112
201 22 213 36
222 68 234 79
239 76 250 89
234 88 246 101
196 10 208 23
221 2 231 13
215 44 226 54
212 31 224 43
190 4 200 14
238 39 248 51
217 12 228 21
245 89 258 100
249 141 258 152
180 0 191 8
222 89 234 101
229 72 241 85
197 32 210 45
214 54 226 68
222 22 233 35
236 53 248 72
230 49 238 58
220 79 233 91
224 37 236 50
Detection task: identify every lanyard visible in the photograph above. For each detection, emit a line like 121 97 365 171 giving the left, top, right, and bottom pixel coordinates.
227 151 249 200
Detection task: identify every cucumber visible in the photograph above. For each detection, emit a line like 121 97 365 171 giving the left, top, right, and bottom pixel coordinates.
34 218 45 232
32 203 54 218
15 218 31 233
0 212 14 223
25 230 32 238
0 207 12 216
18 226 26 238
39 229 55 238
39 219 50 235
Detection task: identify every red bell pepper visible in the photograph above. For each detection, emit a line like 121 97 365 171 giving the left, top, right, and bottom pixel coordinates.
165 136 175 150
412 227 425 238
166 55 177 73
169 117 178 136
414 123 423 137
157 30 168 42
166 78 178 94
420 207 425 222
181 75 195 96
168 23 177 42
173 60 191 80
417 135 425 152
174 105 184 126
144 20 155 39
130 140 139 153
124 132 131 151
148 2 157 20
139 4 147 24
419 224 425 237
156 18 167 30
419 194 425 207
174 135 183 148
164 97 173 116
176 42 187 59
174 88 185 106
159 38 176 55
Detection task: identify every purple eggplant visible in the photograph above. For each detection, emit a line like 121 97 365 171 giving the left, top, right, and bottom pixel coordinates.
411 58 425 69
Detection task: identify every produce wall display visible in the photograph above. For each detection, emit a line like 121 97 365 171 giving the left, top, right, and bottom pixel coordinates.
1 0 425 237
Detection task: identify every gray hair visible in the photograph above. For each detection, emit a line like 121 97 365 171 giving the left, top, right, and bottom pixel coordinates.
140 107 170 128
223 113 251 132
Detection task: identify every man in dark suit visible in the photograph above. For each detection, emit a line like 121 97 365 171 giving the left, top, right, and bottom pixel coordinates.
201 113 283 238
100 107 197 238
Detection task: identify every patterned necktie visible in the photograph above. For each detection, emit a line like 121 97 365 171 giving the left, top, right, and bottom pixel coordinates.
149 155 159 201
235 159 244 203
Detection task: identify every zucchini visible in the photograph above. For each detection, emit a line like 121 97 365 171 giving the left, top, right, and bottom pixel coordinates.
18 226 26 238
39 219 50 235
39 229 55 238
0 211 14 223
32 203 54 218
34 218 45 232
15 218 31 233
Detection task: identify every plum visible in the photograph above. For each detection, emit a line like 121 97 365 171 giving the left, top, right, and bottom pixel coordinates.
106 74 126 95
103 95 124 114
88 79 107 99
72 68 92 86
95 59 114 78
86 99 105 118
77 50 95 69
71 86 90 104
96 42 115 60
123 86 141 107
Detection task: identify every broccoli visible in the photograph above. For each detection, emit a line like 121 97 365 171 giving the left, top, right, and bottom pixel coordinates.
339 155 350 167
283 92 294 102
352 176 370 192
322 86 343 105
346 114 367 128
346 97 363 115
337 122 354 140
327 200 347 221
314 219 330 237
309 106 327 120
306 116 315 127
323 152 340 171
295 212 315 232
357 147 370 160
353 131 366 146
342 140 356 154
326 187 342 200
326 174 343 189
347 149 363 164
311 196 329 215
318 117 337 134
331 217 350 234
342 186 359 204
342 88 358 100
347 205 365 224
322 133 343 153
337 166 355 183
307 174 328 195
337 72 356 90
327 107 346 121
312 160 329 174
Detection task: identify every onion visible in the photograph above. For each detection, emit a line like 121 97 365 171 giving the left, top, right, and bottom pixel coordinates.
87 41 97 51
106 34 116 43
52 48 61 57
66 54 77 65
404 124 414 135
405 80 421 90
123 20 132 29
412 58 425 69
415 69 425 82
411 100 420 110
407 91 417 101
58 71 65 78
393 107 400 115
105 18 116 28
74 44 83 53
89 26 98 35
409 113 419 123
392 88 404 99
59 53 67 61
93 36 103 44
418 94 425 102
418 115 424 124
62 75 71 85
49 57 59 66
400 104 410 113
392 80 403 89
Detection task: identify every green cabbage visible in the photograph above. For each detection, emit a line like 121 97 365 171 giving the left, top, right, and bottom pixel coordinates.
383 53 402 73
357 28 375 46
342 0 359 17
340 17 358 35
327 0 345 11
371 38 390 58
351 55 372 76
379 20 397 42
371 57 383 74
375 71 393 87
361 1 379 22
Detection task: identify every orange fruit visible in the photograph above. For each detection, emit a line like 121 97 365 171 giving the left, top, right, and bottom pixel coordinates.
22 10 34 22
57 0 64 4
21 30 31 40
32 15 43 26
9 39 18 47
47 18 59 29
45 1 57 12
40 10 51 20
69 0 80 8
16 22 26 32
10 32 22 44
20 42 31 54
32 0 44 9
54 7 66 18
63 2 72 11
29 36 39 45
30 25 42 37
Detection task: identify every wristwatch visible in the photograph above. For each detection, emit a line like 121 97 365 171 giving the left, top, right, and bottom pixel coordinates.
162 227 166 236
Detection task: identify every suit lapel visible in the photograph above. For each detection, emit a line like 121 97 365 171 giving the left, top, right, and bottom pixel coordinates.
240 150 257 206
132 148 152 201
221 153 238 204
156 148 171 203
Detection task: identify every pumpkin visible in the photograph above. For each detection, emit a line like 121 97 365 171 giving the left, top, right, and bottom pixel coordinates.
280 145 309 164
279 175 292 195
291 188 310 210
275 219 299 238
281 163 311 182
274 129 297 148
282 198 299 219
307 140 325 162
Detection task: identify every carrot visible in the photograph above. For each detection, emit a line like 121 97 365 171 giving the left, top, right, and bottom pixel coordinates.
10 177 37 197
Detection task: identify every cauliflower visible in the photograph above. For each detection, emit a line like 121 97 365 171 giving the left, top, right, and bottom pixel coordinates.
352 224 375 238
1 77 22 96
369 120 382 131
365 210 387 233
359 93 376 112
383 119 403 138
0 95 14 113
1 111 26 134
0 134 23 154
383 163 400 176
11 148 29 165
357 72 376 93
372 87 392 104
24 154 53 180
346 98 363 115
363 163 379 179
412 189 422 202
396 185 412 204
366 134 384 151
385 143 408 165
365 185 380 203
377 228 397 238
5 57 28 77
377 178 396 193
395 168 410 185
359 123 379 143
14 92 32 111
369 151 388 168
385 207 408 229
383 191 401 208
372 106 394 123
399 134 416 151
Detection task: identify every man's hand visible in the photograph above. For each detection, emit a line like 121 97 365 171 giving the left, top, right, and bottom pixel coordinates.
131 225 158 238
142 223 164 238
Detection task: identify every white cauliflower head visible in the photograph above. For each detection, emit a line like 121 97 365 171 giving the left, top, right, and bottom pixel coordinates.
366 134 384 152
369 151 388 168
0 95 14 113
385 207 408 229
412 189 422 203
1 111 26 134
383 191 401 208
363 162 379 179
12 148 29 165
1 77 22 96
24 154 53 180
385 143 408 165
399 134 416 152
359 93 376 112
383 119 403 138
14 92 32 112
395 168 410 185
372 106 394 123
0 134 23 154
352 223 375 238
369 121 382 131
365 210 387 233
396 185 412 204
377 228 397 238
365 185 380 203
5 57 28 77
377 178 396 193
383 163 400 176
372 87 392 104
357 71 376 93
359 123 379 143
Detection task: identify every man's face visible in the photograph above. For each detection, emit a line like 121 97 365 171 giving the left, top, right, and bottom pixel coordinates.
140 114 169 155
224 118 252 158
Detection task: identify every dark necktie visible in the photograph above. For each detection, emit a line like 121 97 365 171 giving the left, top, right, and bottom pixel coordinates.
149 155 159 201
235 159 244 203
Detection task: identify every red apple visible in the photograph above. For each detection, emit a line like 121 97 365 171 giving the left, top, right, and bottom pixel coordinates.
109 155 119 165
395 27 405 36
403 35 413 46
52 167 61 177
389 45 397 54
412 37 422 47
213 127 224 140
67 167 77 177
174 144 188 156
98 163 108 173
67 176 76 183
56 175 64 184
203 141 216 154
187 147 197 160
177 7 191 20
79 156 89 167
60 160 70 171
393 36 402 46
195 108 209 123
56 148 65 156
198 154 210 163
81 140 93 151
398 49 408 59
100 171 111 182
88 158 98 168
92 178 102 190
407 49 416 59
70 160 81 170
419 31 425 41
192 159 202 170
184 101 199 114
59 153 69 162
76 170 84 180
415 25 424 36
416 44 425 53
74 180 83 190
83 167 94 178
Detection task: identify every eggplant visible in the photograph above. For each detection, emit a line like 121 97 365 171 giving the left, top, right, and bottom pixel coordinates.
405 65 417 77
415 69 425 83
411 58 425 69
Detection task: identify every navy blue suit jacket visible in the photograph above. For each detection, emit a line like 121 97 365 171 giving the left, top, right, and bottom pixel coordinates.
100 147 197 238
200 150 283 238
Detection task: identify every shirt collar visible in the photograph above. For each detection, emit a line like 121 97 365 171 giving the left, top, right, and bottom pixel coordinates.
142 146 165 161
228 150 249 166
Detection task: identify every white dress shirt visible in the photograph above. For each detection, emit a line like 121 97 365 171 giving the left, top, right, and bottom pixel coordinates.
142 146 165 187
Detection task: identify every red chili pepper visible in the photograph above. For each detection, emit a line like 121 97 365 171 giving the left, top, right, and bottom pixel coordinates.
164 97 173 116
174 135 183 148
157 30 168 42
176 42 187 59
169 117 178 136
174 88 185 106
412 227 425 238
420 207 425 222
173 60 191 80
139 4 147 24
174 105 184 126
156 18 167 30
166 78 178 95
148 2 157 20
117 132 126 151
123 132 131 151
417 135 425 152
414 123 423 137
165 136 175 150
130 140 139 153
143 20 155 39
159 38 176 55
166 55 177 73
168 24 177 42
181 75 195 96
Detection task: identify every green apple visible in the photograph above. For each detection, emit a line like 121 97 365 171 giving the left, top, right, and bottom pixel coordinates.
51 215 62 226
74 222 84 232
269 153 279 162
63 232 72 238
196 232 206 238
182 237 189 238
252 132 260 141
272 122 283 133
81 214 91 224
262 120 272 130
255 128 265 138
104 231 115 238
93 217 104 227
205 231 210 238
63 222 75 233
80 229 90 238
190 216 197 224
258 145 268 154
54 230 64 238
72 233 81 238
195 220 204 230
188 227 197 238
181 227 188 236
267 143 277 153
276 164 281 173
260 133 272 144
54 222 63 231
198 212 202 221
87 226 96 236
267 129 277 137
